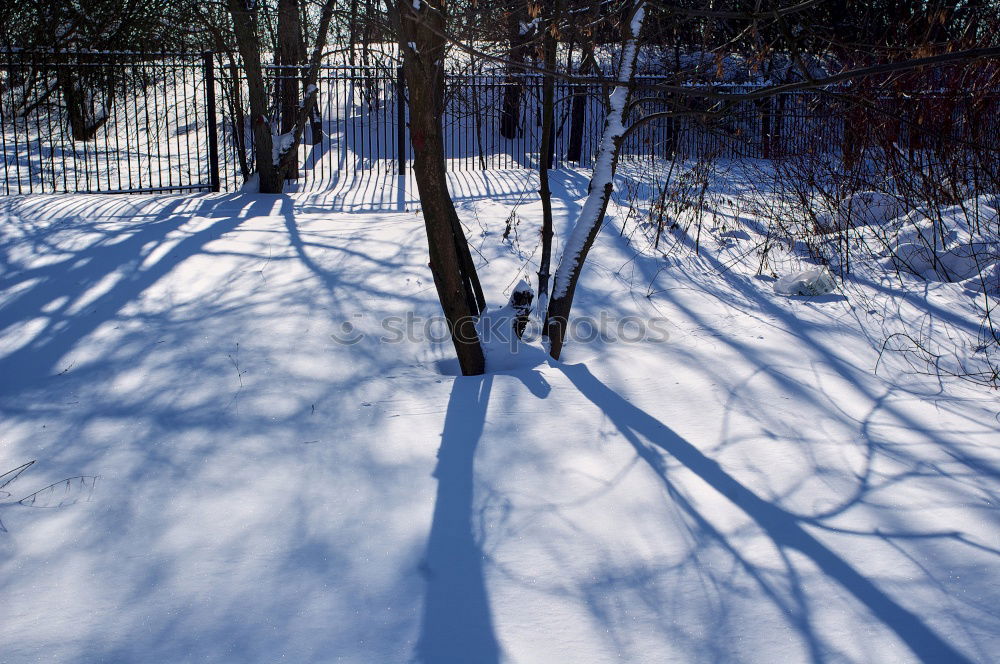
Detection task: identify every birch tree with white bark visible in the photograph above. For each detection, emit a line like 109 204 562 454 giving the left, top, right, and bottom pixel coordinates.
542 1 647 360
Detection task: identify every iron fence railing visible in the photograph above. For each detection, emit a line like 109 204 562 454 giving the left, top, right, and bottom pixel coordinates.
0 50 219 195
2 50 998 195
217 67 851 191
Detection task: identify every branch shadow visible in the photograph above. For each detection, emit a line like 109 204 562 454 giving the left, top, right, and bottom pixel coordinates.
558 361 975 664
0 194 275 394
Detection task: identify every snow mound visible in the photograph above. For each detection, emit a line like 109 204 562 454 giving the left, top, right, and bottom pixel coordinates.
887 242 991 282
474 283 548 373
816 192 906 232
891 215 960 248
272 132 295 165
774 266 837 296
239 173 260 193
961 261 1000 296
879 200 999 284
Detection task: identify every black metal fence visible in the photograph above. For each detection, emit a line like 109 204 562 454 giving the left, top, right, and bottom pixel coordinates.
0 50 219 195
2 50 998 195
215 64 407 191
217 65 846 191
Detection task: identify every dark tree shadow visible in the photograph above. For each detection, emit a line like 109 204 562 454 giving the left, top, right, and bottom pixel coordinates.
416 374 500 664
416 369 551 664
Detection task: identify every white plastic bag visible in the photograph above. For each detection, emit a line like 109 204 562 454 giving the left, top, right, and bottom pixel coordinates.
774 266 837 296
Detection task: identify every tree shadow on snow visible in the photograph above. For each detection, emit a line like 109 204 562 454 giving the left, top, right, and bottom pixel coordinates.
558 362 976 664
571 193 1000 659
415 374 500 664
0 195 277 395
415 369 550 664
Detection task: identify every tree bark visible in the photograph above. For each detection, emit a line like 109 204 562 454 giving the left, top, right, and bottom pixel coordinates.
565 72 588 162
565 0 601 162
227 0 281 193
277 0 305 177
398 0 486 375
545 1 646 360
229 0 336 192
275 0 337 177
536 2 559 310
57 65 108 142
500 0 531 140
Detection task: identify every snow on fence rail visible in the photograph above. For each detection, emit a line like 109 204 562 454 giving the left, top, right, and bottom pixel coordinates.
2 50 998 195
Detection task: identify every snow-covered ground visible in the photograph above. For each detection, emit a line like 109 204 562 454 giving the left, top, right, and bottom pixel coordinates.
1 168 999 663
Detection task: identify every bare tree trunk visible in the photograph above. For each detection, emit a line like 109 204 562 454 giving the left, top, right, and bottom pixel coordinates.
759 97 772 159
348 0 359 66
537 1 560 310
228 0 282 192
277 0 305 178
565 61 590 162
229 0 336 192
221 52 252 181
545 1 646 360
57 65 108 142
565 0 600 162
500 0 531 140
273 0 338 178
397 0 486 375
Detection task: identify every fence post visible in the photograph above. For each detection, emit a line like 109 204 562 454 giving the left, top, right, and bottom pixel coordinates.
203 51 221 192
396 65 406 176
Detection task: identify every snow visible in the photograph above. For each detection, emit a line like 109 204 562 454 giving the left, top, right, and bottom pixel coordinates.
2 74 214 195
271 131 295 166
876 200 999 284
518 19 540 36
962 261 1000 295
2 46 806 198
472 304 548 374
817 191 908 232
299 83 318 109
238 172 260 193
1 166 1000 663
629 3 646 34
